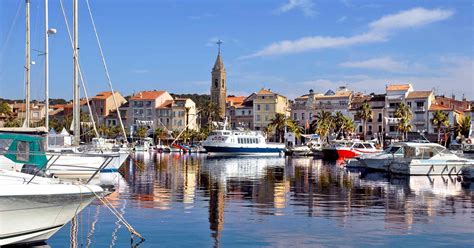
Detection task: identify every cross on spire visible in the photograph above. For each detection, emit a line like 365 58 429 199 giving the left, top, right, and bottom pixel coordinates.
216 39 223 54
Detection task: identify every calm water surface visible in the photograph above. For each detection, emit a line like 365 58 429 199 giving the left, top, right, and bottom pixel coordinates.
46 153 473 247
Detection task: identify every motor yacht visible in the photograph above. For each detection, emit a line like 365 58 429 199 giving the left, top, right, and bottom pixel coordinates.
347 144 404 170
322 140 381 160
388 142 474 175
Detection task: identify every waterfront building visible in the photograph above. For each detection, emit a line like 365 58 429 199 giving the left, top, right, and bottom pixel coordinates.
210 45 227 120
349 93 386 139
314 86 353 116
226 95 254 129
385 84 413 136
253 88 288 131
427 104 464 139
156 98 198 131
9 102 46 124
128 90 174 130
90 91 127 126
291 89 318 129
405 90 434 133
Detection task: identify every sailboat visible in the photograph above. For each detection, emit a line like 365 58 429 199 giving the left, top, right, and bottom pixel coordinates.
0 2 105 246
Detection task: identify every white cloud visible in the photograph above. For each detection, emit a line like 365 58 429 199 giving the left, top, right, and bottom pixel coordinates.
275 0 316 17
339 57 408 72
369 8 453 33
242 32 386 58
245 7 453 58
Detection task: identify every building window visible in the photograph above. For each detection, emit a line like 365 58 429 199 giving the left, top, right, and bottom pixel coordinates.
248 110 251 115
293 113 297 120
214 79 218 88
407 102 412 107
416 102 424 107
359 126 362 133
257 105 261 111
256 115 261 121
378 125 382 132
301 113 305 120
378 113 382 122
222 79 225 88
389 126 395 132
309 112 313 121
265 104 269 111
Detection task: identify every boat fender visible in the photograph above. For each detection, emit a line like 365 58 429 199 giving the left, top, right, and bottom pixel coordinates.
466 139 472 144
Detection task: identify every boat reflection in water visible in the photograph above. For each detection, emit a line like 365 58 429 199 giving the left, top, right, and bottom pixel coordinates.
48 154 473 247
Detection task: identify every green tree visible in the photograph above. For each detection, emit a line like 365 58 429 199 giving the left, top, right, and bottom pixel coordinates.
394 103 413 141
431 110 450 143
200 101 220 128
267 113 290 143
4 118 21 127
311 110 334 142
455 115 471 138
0 102 12 115
136 127 148 139
154 127 167 144
355 102 373 140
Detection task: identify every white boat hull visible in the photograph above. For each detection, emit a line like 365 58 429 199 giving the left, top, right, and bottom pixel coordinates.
389 160 468 175
0 171 103 246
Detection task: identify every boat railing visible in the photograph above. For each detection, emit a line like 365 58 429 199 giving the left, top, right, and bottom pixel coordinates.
2 150 117 184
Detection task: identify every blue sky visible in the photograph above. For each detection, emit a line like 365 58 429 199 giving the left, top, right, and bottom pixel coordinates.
1 0 473 100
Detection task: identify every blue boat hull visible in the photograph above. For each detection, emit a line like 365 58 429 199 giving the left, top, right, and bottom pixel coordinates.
203 146 284 154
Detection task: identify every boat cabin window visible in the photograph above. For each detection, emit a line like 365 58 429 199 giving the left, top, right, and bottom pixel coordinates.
385 146 401 154
0 138 13 155
363 143 373 148
404 146 436 159
16 141 30 162
353 143 365 149
223 132 230 135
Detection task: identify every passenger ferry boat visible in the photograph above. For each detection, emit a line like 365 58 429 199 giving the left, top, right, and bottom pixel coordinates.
202 126 285 155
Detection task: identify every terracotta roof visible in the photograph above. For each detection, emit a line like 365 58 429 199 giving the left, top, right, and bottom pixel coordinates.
130 90 166 100
256 88 275 95
429 104 451 111
156 100 173 109
63 99 89 109
226 96 246 105
386 84 412 91
93 91 113 100
406 91 432 99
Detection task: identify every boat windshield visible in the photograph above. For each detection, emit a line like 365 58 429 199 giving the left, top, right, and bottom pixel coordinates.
0 138 13 155
403 145 444 159
384 146 401 154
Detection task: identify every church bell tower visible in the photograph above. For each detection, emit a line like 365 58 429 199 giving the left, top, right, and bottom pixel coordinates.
211 40 227 120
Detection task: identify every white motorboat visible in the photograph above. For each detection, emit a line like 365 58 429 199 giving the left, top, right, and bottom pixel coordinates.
388 142 474 175
357 144 404 171
134 137 154 152
0 169 103 246
322 140 382 160
0 129 118 179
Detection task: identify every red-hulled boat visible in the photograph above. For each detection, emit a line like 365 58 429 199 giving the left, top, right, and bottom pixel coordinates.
322 140 381 160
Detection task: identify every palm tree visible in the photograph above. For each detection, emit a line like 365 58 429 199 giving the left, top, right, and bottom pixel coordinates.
267 113 287 143
394 103 413 141
355 102 372 140
341 116 355 138
311 110 334 142
431 110 450 143
455 116 471 138
201 101 220 128
154 127 167 145
136 127 148 139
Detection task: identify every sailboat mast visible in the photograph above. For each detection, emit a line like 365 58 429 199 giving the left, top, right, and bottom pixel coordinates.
44 0 49 134
73 0 80 145
25 0 31 127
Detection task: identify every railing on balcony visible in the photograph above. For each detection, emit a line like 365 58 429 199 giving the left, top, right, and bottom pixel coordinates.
413 106 426 112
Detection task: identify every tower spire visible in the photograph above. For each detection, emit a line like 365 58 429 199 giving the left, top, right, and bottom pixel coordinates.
216 39 222 54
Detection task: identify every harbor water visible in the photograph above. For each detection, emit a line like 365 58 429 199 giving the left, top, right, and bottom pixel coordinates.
46 153 473 247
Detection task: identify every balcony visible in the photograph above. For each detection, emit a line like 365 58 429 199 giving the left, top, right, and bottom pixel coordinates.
413 106 426 112
413 119 426 125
